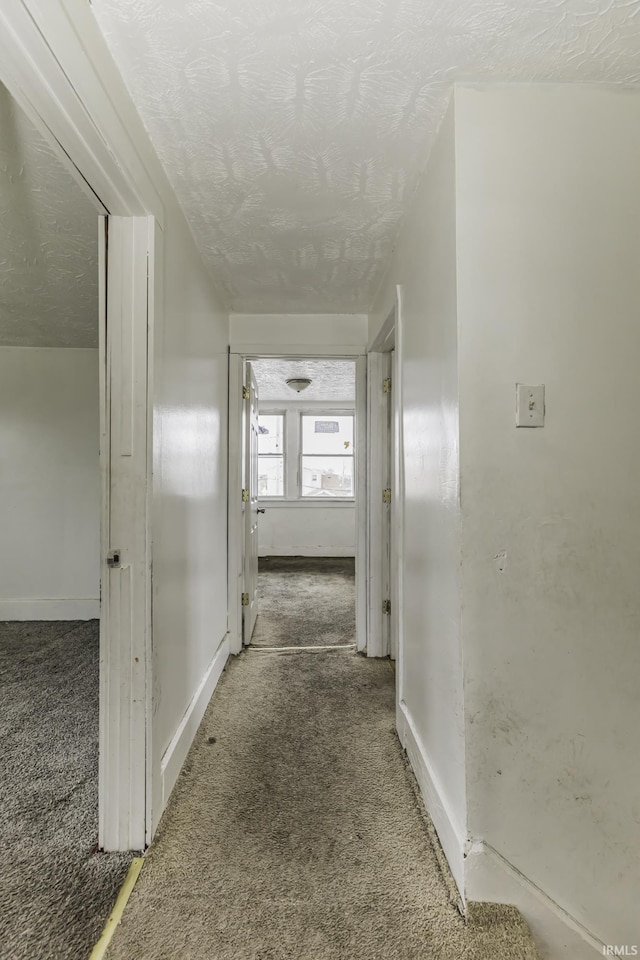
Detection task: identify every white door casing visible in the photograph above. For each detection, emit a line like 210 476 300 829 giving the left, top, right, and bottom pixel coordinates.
354 354 368 653
366 351 392 658
382 352 393 658
99 216 153 851
389 348 398 662
227 354 244 655
242 362 260 644
393 286 405 710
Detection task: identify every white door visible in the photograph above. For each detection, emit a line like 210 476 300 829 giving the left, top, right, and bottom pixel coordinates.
242 361 260 644
99 216 152 851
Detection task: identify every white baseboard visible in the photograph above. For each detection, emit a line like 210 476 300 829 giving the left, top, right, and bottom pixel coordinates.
160 634 230 811
396 699 466 896
258 547 356 557
0 598 100 620
465 841 604 960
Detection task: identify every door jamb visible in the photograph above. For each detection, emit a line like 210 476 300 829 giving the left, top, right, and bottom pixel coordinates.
366 350 392 658
367 291 403 675
354 354 368 653
392 288 405 709
227 354 244 655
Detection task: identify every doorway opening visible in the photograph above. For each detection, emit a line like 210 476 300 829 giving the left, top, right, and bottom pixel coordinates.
230 356 364 654
0 79 132 956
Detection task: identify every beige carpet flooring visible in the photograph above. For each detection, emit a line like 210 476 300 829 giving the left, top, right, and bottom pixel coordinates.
252 557 356 648
106 645 540 959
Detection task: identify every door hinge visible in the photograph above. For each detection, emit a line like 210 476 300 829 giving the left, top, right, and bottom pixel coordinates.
383 377 392 394
242 488 249 502
242 592 250 607
242 385 250 400
382 488 391 504
383 599 391 615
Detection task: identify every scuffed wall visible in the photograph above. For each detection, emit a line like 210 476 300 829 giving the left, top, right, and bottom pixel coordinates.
457 84 640 947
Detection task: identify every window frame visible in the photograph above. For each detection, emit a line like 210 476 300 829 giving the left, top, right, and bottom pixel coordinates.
257 409 286 500
298 409 355 502
257 406 356 503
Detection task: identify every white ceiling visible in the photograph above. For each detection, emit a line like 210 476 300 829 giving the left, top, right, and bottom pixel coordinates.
0 84 98 348
92 0 640 315
252 359 355 403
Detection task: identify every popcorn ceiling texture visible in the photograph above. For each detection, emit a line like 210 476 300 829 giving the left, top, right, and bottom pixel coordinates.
92 0 640 313
252 358 356 403
0 84 98 348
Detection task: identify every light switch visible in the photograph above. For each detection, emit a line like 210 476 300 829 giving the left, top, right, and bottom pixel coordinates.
516 384 545 427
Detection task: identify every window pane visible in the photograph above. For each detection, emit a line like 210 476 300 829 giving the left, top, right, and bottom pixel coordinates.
258 456 284 497
258 415 284 455
301 456 354 498
301 415 354 455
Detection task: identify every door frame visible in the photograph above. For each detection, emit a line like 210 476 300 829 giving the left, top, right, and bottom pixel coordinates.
242 361 260 645
0 0 163 849
367 290 404 675
227 351 367 655
366 349 392 658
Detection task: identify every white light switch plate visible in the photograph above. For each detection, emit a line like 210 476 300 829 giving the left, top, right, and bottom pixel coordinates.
516 384 545 427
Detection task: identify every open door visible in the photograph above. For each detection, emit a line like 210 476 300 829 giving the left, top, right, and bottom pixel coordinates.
242 361 260 645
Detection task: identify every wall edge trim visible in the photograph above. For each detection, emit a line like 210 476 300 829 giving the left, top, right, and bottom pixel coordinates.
0 598 100 620
396 699 466 896
465 840 604 958
160 634 230 812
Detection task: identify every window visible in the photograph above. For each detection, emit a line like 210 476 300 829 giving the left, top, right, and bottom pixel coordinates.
258 409 355 500
301 414 354 498
258 413 284 497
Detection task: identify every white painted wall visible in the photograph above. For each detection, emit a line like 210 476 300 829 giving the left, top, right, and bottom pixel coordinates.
372 84 640 954
258 506 355 557
456 84 640 950
0 347 99 620
369 98 468 892
230 313 368 354
151 213 229 816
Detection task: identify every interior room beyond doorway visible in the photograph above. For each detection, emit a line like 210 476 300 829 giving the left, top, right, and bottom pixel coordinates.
249 358 357 650
0 80 131 959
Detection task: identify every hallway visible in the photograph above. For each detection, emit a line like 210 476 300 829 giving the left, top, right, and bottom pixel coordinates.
104 574 539 959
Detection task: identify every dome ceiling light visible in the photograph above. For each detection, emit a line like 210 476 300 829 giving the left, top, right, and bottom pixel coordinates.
286 377 312 393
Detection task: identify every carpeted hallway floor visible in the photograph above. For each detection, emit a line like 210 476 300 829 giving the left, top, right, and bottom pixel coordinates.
0 620 133 960
104 562 540 960
252 557 356 648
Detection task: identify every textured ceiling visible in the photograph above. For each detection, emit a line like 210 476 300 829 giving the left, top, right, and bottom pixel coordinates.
252 359 355 403
0 83 98 348
92 0 640 314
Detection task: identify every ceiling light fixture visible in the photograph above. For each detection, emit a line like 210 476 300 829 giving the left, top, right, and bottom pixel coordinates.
286 377 312 393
